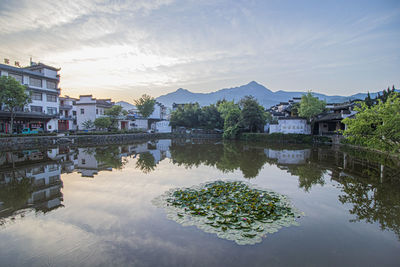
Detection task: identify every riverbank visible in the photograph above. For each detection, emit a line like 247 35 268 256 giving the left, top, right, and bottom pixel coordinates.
0 132 222 151
239 133 332 144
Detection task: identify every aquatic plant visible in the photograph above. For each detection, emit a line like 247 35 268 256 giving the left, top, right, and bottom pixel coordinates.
153 181 302 245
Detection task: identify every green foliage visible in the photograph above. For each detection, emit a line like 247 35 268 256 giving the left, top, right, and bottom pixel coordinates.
199 104 224 129
134 94 156 118
170 96 268 138
94 146 126 169
82 120 95 130
94 116 112 130
0 76 32 133
105 105 124 129
0 177 32 211
170 103 203 128
342 93 400 153
155 181 301 245
298 91 326 121
239 96 267 133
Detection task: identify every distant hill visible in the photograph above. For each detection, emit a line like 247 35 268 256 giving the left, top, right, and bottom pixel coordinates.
116 101 135 111
156 81 384 108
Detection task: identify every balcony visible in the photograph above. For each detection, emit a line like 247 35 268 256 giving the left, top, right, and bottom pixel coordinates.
59 104 73 110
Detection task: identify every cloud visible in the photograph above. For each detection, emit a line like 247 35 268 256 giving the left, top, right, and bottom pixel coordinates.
0 0 399 99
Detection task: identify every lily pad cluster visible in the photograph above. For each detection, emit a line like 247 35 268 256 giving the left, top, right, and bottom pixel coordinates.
153 181 302 245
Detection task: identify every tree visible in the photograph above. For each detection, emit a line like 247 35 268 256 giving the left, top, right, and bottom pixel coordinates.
199 104 223 129
94 116 111 130
238 96 267 133
298 91 326 122
342 93 400 152
82 120 95 130
104 105 124 129
169 103 202 128
365 92 373 107
0 76 31 133
134 94 156 119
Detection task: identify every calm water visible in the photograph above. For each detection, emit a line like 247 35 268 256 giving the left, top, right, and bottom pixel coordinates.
0 139 399 267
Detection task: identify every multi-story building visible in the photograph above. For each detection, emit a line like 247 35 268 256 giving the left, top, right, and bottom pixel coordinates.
58 96 78 131
0 61 61 133
75 95 114 130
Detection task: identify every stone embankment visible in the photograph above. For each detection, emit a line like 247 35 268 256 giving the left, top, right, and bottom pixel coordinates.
0 132 222 151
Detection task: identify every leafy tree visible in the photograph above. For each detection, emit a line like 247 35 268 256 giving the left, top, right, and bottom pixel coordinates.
217 100 239 120
134 94 156 119
0 76 31 133
199 104 223 129
298 91 326 122
105 105 124 129
365 92 373 107
94 116 111 130
223 108 241 139
342 93 400 152
170 103 202 128
238 96 267 133
82 120 95 130
95 145 126 169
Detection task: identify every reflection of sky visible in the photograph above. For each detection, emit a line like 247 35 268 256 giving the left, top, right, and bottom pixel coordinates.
0 147 399 266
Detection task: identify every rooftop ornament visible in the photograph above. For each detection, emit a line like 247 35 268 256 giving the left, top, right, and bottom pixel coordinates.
153 181 302 245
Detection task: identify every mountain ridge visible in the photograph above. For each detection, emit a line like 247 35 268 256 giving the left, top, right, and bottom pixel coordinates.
156 81 379 108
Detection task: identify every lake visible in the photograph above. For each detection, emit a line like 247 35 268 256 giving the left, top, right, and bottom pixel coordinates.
0 139 399 266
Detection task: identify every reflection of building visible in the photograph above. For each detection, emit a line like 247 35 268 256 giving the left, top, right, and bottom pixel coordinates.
75 148 112 178
0 153 63 217
264 149 311 164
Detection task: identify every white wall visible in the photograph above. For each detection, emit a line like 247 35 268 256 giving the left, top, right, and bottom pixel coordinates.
269 119 311 134
154 120 171 133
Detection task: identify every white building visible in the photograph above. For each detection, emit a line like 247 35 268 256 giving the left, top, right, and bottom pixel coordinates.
0 61 61 133
59 96 78 131
75 95 114 130
269 118 311 134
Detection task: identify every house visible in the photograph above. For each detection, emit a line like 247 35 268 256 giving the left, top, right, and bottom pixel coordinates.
75 95 114 130
58 96 78 131
314 101 359 135
0 61 61 133
269 117 311 134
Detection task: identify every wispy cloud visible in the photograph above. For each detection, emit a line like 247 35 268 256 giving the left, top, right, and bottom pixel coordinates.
0 0 399 100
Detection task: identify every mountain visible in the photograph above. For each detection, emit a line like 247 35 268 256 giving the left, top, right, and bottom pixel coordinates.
116 101 135 111
156 81 383 108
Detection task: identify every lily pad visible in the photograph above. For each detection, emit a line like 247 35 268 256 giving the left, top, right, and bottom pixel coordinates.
153 181 302 245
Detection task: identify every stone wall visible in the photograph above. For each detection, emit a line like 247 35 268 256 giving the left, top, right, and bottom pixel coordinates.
0 133 222 151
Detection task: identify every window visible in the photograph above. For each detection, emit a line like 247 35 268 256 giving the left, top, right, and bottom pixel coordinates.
31 106 43 112
96 108 98 115
47 107 57 115
46 80 56 89
73 111 77 116
9 73 23 83
29 77 42 87
32 92 42 101
80 108 84 114
81 159 86 165
47 94 57 102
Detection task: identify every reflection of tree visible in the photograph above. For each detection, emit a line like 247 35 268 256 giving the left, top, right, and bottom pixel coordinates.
337 175 400 240
0 177 32 213
136 152 157 174
94 146 126 169
286 163 326 192
169 142 268 178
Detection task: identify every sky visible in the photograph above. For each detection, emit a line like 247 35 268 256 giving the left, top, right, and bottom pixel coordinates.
0 0 399 101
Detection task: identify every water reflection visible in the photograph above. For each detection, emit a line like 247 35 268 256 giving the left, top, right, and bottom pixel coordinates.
0 139 399 240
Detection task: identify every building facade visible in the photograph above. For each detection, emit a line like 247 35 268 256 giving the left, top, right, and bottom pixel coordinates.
0 62 61 133
269 117 311 134
75 95 114 130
